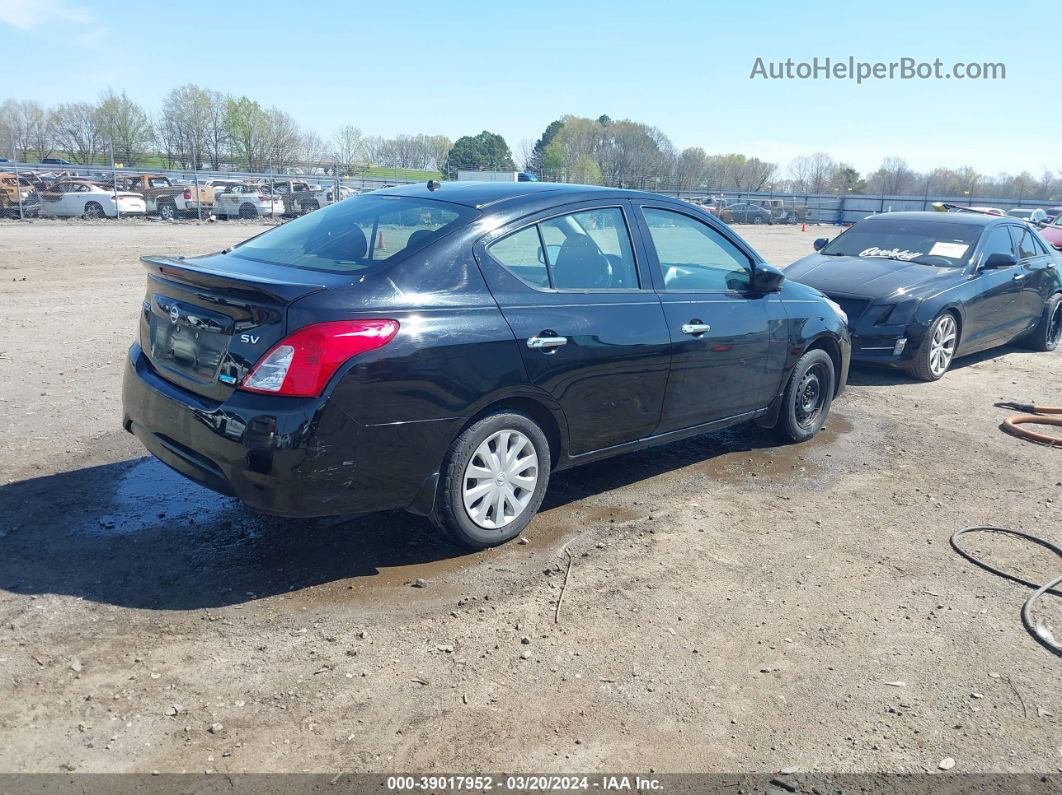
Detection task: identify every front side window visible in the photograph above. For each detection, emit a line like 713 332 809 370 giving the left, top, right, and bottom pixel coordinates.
642 207 751 291
487 207 640 290
979 226 1015 265
230 194 477 273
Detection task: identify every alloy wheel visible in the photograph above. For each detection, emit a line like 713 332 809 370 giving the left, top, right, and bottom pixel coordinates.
1048 302 1062 346
929 315 957 377
462 430 538 530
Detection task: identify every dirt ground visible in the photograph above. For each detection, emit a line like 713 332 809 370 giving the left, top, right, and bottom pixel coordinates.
0 217 1059 776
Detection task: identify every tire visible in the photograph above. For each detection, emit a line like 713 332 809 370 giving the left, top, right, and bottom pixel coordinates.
775 348 836 442
305 200 320 212
83 202 104 219
908 311 959 381
157 200 177 221
785 212 796 224
238 203 258 219
1024 293 1062 352
752 215 764 225
431 411 551 549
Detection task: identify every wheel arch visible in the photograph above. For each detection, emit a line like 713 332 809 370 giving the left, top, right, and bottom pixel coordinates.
805 332 844 397
458 394 566 470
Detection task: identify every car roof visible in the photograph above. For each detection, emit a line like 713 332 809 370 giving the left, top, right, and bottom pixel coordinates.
376 180 663 210
866 211 1008 227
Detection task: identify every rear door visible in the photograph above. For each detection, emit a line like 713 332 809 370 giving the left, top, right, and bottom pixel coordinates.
633 203 776 432
474 201 672 455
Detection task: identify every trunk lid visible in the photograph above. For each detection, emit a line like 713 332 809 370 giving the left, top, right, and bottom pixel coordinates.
139 253 334 400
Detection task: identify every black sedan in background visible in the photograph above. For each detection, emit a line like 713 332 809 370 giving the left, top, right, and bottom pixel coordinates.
123 182 849 548
787 212 1062 380
726 202 773 225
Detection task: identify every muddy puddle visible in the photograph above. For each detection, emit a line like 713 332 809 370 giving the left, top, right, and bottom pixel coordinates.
7 412 854 609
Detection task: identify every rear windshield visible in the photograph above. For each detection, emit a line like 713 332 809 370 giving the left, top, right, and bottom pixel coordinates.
229 194 478 273
821 218 983 267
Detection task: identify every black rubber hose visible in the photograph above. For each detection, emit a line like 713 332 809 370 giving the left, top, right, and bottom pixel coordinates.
950 526 1061 657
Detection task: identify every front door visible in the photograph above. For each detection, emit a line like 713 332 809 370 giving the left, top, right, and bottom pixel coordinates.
475 202 671 455
633 204 776 433
1012 225 1056 333
964 224 1025 347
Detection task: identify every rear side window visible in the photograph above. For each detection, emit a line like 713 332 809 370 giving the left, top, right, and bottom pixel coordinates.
1011 227 1038 260
642 207 751 291
487 226 549 288
230 195 477 273
488 207 640 290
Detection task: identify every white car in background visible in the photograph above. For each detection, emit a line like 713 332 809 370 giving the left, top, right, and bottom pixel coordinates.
1006 207 1047 223
212 184 285 219
38 180 146 218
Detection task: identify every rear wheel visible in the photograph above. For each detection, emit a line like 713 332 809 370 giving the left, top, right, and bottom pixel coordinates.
775 349 836 442
1024 293 1062 352
908 312 958 381
83 201 104 219
157 200 177 221
431 411 550 549
238 203 258 219
752 215 764 225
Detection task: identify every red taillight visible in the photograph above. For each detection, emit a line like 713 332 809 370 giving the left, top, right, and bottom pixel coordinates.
183 189 192 200
239 320 399 397
258 194 269 202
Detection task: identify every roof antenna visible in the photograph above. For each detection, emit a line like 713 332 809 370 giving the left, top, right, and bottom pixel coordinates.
427 179 441 191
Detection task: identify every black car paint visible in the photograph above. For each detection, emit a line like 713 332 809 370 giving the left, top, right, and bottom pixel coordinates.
123 183 849 520
786 212 1062 367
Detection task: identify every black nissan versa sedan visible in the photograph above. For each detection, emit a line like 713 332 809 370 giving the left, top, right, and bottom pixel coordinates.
786 212 1062 381
122 182 850 548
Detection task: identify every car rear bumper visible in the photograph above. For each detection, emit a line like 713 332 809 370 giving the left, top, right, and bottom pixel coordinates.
122 343 458 518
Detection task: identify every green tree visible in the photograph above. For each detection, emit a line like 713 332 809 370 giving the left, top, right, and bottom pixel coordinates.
96 90 152 165
442 130 515 178
224 97 268 171
530 119 564 173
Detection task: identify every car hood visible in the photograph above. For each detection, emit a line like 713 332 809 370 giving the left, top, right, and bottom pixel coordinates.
785 253 964 301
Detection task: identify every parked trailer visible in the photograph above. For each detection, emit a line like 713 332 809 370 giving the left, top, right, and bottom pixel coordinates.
456 170 537 182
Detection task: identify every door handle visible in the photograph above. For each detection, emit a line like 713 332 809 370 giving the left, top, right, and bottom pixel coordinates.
681 322 711 335
527 335 568 350
1012 273 1026 281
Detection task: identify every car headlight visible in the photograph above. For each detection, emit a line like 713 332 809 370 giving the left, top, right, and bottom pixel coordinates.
877 299 921 326
824 298 847 324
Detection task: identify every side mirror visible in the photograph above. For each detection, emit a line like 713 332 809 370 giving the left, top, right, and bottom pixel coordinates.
752 262 785 293
813 237 829 251
981 252 1018 269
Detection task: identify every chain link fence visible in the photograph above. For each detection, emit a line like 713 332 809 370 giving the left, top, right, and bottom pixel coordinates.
3 160 1058 226
0 161 421 221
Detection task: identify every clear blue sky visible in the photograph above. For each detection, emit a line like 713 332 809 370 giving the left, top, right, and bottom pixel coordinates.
1 0 1054 177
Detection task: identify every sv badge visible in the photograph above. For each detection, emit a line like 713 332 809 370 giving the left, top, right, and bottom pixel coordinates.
240 334 261 344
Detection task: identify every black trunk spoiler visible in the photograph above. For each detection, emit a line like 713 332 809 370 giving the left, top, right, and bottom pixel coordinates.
140 255 330 304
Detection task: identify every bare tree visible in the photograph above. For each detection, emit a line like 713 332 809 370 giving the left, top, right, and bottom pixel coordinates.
52 102 103 164
868 157 915 195
788 152 836 193
300 130 328 169
332 125 364 175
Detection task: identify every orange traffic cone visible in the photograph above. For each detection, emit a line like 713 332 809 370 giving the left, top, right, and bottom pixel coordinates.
801 222 806 232
377 230 386 251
